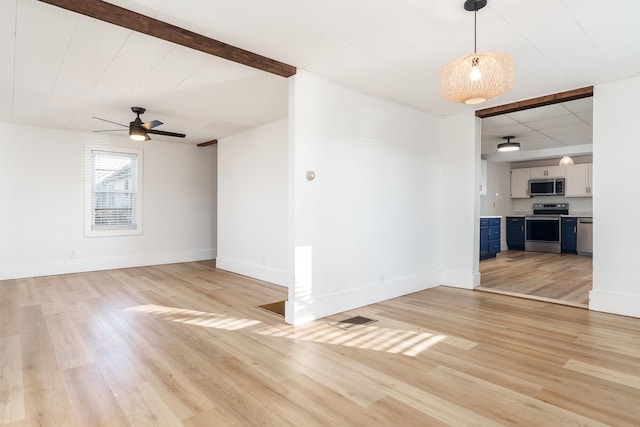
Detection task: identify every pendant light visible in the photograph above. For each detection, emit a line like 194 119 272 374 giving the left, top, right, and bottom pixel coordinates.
440 0 514 104
559 156 574 166
497 136 520 152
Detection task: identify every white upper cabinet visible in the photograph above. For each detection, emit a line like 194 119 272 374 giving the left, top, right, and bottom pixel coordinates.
530 165 566 178
565 163 593 197
510 168 531 198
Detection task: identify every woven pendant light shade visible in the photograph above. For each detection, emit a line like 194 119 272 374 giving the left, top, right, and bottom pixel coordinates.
440 51 514 104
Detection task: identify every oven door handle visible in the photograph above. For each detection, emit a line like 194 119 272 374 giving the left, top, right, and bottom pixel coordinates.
525 216 561 221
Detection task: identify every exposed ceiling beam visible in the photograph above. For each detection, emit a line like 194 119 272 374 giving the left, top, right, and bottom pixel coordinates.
197 139 218 147
37 0 297 78
475 86 593 118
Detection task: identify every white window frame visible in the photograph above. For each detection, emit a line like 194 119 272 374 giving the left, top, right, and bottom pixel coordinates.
84 145 143 237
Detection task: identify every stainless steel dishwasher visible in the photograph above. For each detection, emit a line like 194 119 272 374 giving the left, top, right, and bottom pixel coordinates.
577 217 593 256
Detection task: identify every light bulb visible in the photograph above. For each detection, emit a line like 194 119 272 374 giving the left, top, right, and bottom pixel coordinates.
469 65 481 82
469 57 481 82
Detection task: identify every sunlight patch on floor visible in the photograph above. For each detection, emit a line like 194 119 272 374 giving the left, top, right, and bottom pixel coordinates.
126 304 455 357
125 304 261 330
256 322 448 357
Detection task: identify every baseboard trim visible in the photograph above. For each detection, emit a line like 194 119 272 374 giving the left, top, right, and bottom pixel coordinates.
442 270 479 290
589 289 640 318
216 257 288 287
0 249 217 280
285 270 441 325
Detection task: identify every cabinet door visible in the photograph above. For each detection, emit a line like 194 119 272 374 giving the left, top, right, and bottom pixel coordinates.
561 218 577 253
529 167 547 178
488 218 501 256
530 165 565 178
510 168 531 198
480 224 489 258
506 217 525 250
565 164 591 197
546 165 566 178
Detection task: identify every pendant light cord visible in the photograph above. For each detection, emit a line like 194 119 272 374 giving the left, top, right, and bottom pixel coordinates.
474 9 477 53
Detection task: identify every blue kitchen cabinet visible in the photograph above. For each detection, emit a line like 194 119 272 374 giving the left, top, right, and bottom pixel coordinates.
506 216 525 250
480 218 489 259
561 217 577 254
480 217 501 260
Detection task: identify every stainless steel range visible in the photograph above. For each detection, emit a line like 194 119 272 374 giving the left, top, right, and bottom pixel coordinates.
525 203 569 253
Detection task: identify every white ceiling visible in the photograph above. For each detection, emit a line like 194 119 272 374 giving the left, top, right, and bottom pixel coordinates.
1 0 639 147
481 97 593 159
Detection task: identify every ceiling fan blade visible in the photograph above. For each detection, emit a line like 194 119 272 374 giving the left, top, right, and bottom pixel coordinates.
142 119 163 130
93 129 128 132
92 116 128 127
147 129 186 138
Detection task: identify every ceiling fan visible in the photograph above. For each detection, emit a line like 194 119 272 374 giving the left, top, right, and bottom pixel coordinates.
93 107 186 141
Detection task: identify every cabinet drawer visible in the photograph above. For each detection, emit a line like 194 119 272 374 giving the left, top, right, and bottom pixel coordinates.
480 218 489 227
488 218 500 227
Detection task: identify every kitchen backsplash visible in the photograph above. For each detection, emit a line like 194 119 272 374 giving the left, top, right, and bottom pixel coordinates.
512 195 593 215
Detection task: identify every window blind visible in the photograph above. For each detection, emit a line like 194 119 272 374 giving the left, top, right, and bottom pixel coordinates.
91 150 138 230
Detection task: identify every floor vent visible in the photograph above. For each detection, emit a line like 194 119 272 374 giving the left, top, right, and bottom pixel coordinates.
331 315 377 330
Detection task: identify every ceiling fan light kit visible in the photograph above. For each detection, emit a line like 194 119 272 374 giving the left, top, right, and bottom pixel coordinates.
440 0 514 105
93 106 186 141
129 126 148 141
497 135 520 152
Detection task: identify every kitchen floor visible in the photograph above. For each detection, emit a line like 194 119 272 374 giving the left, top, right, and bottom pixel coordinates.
477 250 592 307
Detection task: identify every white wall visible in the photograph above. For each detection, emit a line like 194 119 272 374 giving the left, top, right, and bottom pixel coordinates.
0 122 217 280
216 118 289 286
440 114 481 288
591 76 640 318
287 71 442 324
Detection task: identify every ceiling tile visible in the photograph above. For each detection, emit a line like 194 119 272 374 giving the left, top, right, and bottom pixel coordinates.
482 115 519 129
506 104 569 123
540 122 592 139
562 98 593 114
527 115 583 131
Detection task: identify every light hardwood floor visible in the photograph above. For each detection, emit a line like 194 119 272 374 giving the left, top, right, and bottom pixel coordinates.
478 250 593 307
2 261 639 426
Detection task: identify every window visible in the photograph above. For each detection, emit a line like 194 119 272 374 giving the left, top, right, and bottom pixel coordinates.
84 146 143 237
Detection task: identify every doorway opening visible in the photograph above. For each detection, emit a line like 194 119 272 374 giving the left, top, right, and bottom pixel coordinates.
476 88 593 308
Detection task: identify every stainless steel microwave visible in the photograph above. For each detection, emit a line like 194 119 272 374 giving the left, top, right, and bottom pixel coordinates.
529 178 565 196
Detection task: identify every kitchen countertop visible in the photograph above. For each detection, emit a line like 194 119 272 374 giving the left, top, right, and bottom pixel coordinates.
480 215 502 219
507 214 593 217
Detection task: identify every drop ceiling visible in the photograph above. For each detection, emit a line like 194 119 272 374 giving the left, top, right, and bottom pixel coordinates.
481 97 593 159
1 0 639 146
